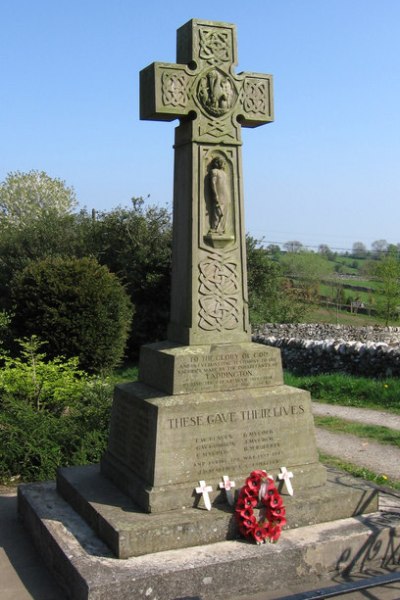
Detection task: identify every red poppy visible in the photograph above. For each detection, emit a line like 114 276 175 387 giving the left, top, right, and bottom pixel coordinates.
268 525 282 542
238 486 257 500
237 507 254 519
250 469 267 479
245 476 260 493
242 495 257 508
269 492 284 509
267 505 286 519
252 525 268 544
241 515 257 530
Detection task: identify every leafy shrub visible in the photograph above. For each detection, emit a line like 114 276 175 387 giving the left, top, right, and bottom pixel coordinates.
0 310 11 350
0 337 113 482
0 199 172 356
86 199 172 353
11 256 134 373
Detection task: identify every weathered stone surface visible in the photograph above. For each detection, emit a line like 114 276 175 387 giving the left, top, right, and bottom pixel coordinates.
56 464 378 558
139 341 283 394
140 19 273 347
18 478 394 600
100 381 326 512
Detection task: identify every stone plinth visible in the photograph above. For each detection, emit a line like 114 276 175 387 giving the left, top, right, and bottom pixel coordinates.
56 464 377 559
139 341 283 394
18 475 392 600
100 368 326 513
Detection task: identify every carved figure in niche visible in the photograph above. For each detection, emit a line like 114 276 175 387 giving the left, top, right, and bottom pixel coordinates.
207 157 230 234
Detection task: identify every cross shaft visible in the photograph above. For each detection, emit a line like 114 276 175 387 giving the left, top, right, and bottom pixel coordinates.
140 19 274 345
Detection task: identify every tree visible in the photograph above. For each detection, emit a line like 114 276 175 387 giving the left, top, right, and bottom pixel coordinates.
246 236 307 325
371 239 388 258
318 244 335 260
284 240 303 253
0 336 113 481
0 170 77 227
86 198 172 352
281 251 331 305
351 241 367 258
375 249 400 326
0 211 86 316
266 244 281 257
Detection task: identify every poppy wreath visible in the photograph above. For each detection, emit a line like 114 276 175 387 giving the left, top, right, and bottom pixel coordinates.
235 469 286 544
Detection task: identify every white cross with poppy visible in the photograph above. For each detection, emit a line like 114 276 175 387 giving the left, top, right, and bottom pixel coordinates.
196 480 213 510
219 474 236 506
278 466 294 496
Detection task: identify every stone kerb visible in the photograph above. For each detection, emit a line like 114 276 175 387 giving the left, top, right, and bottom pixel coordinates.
253 323 400 376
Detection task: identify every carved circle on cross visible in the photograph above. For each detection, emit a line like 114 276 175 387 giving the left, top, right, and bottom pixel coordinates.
196 68 238 118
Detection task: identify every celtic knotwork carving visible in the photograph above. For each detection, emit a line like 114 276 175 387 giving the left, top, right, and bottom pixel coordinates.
161 71 189 107
199 28 231 64
198 117 237 141
242 79 267 115
198 257 239 331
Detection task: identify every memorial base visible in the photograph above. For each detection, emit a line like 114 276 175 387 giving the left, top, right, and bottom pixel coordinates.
100 379 326 513
17 473 393 600
56 464 378 558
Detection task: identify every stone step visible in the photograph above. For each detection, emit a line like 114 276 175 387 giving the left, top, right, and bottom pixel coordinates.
18 480 400 600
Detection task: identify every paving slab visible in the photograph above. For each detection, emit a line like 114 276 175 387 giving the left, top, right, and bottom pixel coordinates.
0 488 66 600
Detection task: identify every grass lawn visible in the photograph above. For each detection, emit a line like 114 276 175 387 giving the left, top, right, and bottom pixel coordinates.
314 415 400 447
319 453 400 490
304 305 386 326
284 371 400 414
111 363 138 383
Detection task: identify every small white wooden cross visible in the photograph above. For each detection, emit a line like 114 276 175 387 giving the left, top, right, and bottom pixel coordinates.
278 466 294 496
219 475 236 506
196 480 213 510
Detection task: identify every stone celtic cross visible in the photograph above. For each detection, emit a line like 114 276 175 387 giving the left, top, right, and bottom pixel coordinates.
140 19 274 346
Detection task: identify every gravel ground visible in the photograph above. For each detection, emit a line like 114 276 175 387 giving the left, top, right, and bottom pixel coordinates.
312 402 400 430
315 429 400 481
313 402 400 482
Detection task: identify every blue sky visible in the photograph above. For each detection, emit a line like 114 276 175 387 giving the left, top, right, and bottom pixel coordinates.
1 1 400 252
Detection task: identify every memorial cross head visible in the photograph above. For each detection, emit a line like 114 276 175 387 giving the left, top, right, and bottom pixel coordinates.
140 19 273 145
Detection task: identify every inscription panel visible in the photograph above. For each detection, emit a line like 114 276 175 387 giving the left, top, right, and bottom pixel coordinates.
139 342 283 395
174 347 282 393
155 392 315 485
105 382 325 496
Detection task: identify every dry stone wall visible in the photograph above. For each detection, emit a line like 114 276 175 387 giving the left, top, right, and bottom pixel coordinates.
253 324 400 377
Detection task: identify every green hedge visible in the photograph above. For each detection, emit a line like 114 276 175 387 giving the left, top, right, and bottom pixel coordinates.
11 256 134 373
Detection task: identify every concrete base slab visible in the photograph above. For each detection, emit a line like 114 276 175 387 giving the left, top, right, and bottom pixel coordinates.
18 474 397 600
55 464 378 558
